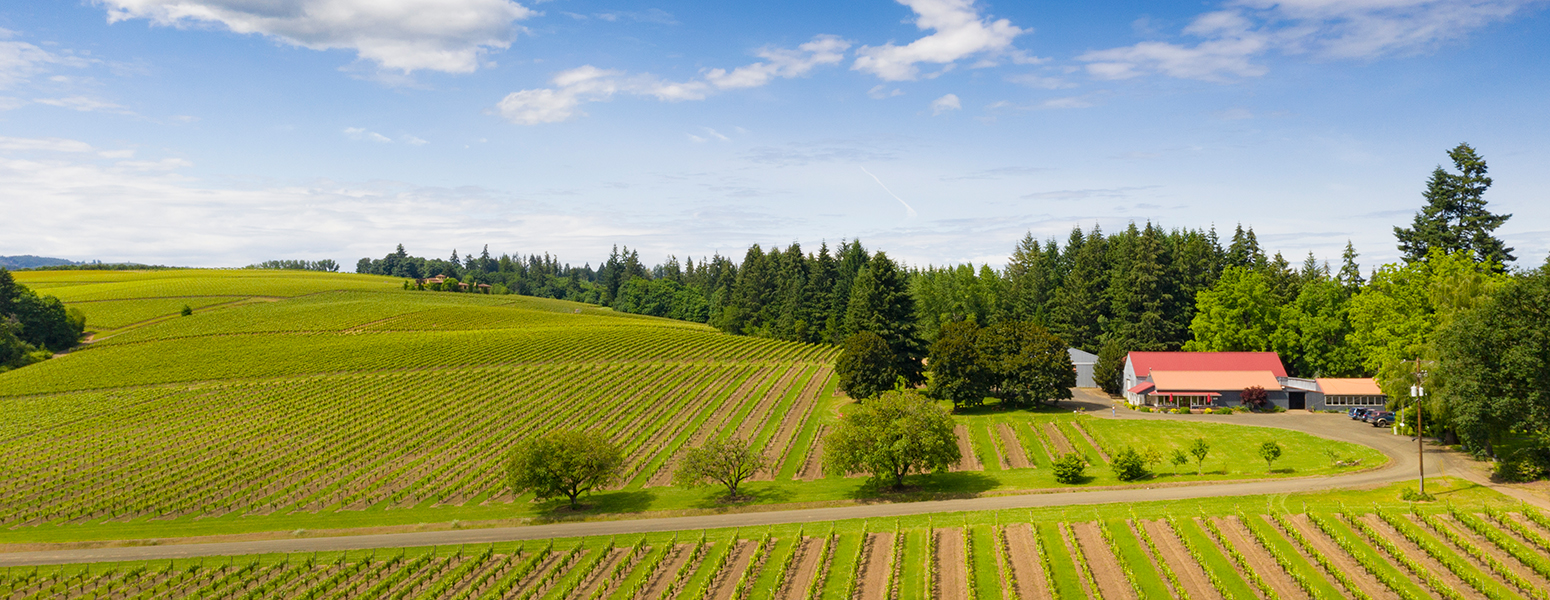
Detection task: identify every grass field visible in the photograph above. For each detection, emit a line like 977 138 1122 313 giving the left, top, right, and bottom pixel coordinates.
5 479 1544 600
1 269 1386 545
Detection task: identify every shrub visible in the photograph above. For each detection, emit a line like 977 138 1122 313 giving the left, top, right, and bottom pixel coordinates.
1110 446 1148 481
1211 407 1233 415
1172 407 1191 414
1137 406 1152 413
181 305 193 316
1241 385 1269 409
1053 452 1088 484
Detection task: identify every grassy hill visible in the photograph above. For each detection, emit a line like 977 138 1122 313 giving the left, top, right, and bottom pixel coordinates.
2 270 1385 544
2 270 837 532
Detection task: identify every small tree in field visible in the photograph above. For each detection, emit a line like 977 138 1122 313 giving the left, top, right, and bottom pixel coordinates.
508 429 623 509
673 438 769 499
1170 449 1189 474
1188 437 1211 475
823 389 959 488
1259 440 1283 472
1241 386 1269 410
1110 446 1147 481
1053 452 1088 484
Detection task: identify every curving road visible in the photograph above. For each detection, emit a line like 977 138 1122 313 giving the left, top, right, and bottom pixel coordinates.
0 400 1529 567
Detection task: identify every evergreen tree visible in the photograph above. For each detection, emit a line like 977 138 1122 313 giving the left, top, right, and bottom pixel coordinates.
843 253 925 384
1108 223 1178 351
1002 233 1057 324
1395 143 1514 269
1337 241 1365 290
1092 337 1127 395
826 240 870 344
1049 226 1108 353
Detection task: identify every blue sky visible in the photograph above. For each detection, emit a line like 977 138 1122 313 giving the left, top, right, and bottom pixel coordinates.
2 0 1547 270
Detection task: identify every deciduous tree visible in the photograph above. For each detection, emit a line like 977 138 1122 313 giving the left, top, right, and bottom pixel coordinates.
822 390 960 488
836 331 896 400
507 429 623 509
672 438 769 499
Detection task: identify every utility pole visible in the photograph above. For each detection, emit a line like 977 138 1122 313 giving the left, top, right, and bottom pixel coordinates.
1408 362 1429 497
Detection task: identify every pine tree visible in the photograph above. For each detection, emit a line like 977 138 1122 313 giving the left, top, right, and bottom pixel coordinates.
1002 233 1057 324
1337 241 1365 291
843 252 925 384
1394 143 1514 269
1108 223 1177 351
1049 226 1108 353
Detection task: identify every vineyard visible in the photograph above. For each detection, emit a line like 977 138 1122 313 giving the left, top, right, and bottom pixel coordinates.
7 493 1550 600
0 271 838 526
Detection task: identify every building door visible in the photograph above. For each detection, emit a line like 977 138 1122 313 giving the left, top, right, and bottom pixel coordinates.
1289 392 1306 410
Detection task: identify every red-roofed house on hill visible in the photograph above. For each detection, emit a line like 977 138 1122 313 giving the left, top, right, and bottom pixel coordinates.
1123 351 1289 409
1121 351 1387 411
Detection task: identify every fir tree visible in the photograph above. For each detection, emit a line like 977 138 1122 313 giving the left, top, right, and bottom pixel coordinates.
1337 241 1365 291
1394 143 1514 269
843 253 925 384
1049 226 1108 353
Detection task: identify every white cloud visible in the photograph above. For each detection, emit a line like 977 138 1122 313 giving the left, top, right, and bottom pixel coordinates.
930 93 961 114
1040 96 1094 109
1 39 91 88
33 96 136 114
1080 0 1540 81
1005 74 1077 89
0 136 95 153
497 36 850 125
867 84 905 99
852 0 1026 81
401 135 429 145
344 127 393 143
97 0 536 74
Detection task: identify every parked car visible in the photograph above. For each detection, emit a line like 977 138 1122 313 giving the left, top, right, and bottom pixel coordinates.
1370 411 1395 427
1348 407 1367 420
1351 407 1374 421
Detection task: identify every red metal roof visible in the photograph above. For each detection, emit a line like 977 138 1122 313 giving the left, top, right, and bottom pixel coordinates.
1128 352 1287 378
1128 382 1155 394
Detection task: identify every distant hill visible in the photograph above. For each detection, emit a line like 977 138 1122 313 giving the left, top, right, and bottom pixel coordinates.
0 255 80 269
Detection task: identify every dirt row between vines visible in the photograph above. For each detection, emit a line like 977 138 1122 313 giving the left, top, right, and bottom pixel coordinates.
1213 516 1311 600
950 426 982 472
857 532 894 600
935 528 969 600
1041 423 1075 456
1002 524 1052 600
996 424 1033 469
753 367 829 483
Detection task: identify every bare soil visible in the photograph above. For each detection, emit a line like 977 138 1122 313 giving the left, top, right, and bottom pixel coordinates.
1510 512 1550 543
1141 520 1224 600
707 540 758 600
1002 524 1052 600
1359 514 1488 600
640 544 694 600
935 529 970 600
646 367 773 487
572 547 631 599
1434 513 1550 592
1282 514 1400 600
755 367 830 482
796 424 827 481
1070 521 1137 600
1041 423 1075 456
951 425 981 472
857 532 895 600
1213 516 1310 600
995 424 1033 469
776 537 822 600
734 366 803 441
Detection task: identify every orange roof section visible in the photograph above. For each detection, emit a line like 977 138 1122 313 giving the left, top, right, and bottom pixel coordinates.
1150 370 1283 392
1316 378 1384 396
1128 351 1288 378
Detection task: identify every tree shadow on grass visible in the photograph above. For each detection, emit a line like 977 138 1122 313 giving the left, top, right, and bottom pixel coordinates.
529 490 655 522
685 485 796 511
845 471 999 501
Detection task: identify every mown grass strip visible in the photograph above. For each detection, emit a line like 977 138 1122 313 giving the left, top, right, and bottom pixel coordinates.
1034 522 1084 600
1238 514 1343 600
1167 517 1260 600
1100 520 1171 599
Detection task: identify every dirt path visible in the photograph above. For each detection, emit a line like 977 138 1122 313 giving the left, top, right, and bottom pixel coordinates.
857 532 894 600
1213 516 1309 600
1359 514 1488 600
796 424 827 481
1282 514 1400 600
775 538 821 600
1432 513 1550 592
935 529 969 600
996 424 1033 469
1042 423 1075 456
640 544 693 600
1002 524 1052 600
951 425 981 472
707 540 757 600
1141 520 1223 600
1071 521 1137 600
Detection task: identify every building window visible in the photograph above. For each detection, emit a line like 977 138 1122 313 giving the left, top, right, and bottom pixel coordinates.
1325 395 1386 406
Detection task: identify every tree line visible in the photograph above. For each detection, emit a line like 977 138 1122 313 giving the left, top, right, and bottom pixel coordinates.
0 268 86 371
245 259 340 272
